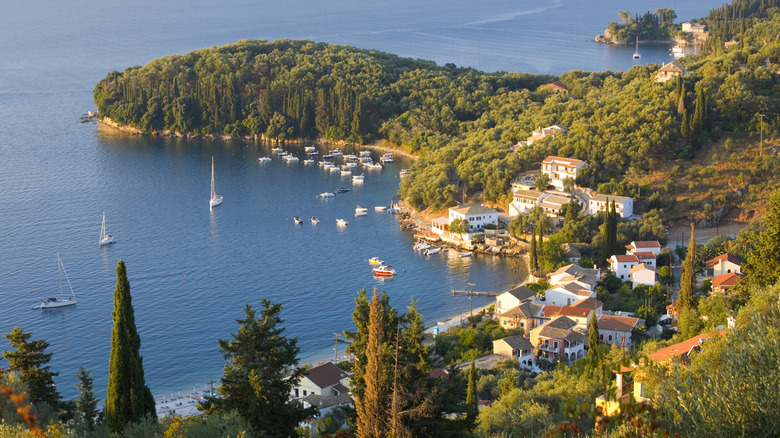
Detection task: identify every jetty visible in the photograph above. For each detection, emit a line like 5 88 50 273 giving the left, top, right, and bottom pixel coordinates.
450 289 498 297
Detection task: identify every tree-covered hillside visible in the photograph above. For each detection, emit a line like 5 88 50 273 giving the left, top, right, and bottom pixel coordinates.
93 39 550 143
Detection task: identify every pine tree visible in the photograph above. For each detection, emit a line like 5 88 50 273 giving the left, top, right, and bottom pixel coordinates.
355 288 390 438
2 327 60 407
465 360 477 422
105 260 156 432
530 225 538 273
203 300 315 436
678 223 698 311
75 367 101 431
588 312 600 357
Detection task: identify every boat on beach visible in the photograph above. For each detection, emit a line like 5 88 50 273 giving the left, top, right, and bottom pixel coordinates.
372 264 396 277
34 253 77 310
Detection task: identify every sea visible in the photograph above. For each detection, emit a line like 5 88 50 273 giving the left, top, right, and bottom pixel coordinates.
0 0 725 400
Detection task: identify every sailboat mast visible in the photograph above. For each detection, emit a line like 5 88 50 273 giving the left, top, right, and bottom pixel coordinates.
58 253 76 298
100 212 106 242
211 157 216 199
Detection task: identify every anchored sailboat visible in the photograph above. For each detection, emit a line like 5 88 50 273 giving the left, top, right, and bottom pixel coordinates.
209 156 223 209
633 36 641 59
34 253 78 309
99 211 115 246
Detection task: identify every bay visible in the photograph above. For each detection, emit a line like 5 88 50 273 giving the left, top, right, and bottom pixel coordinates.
0 0 724 400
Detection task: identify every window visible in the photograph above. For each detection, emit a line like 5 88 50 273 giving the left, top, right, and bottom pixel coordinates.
303 390 307 396
600 334 603 340
520 322 524 328
553 341 559 349
608 335 612 342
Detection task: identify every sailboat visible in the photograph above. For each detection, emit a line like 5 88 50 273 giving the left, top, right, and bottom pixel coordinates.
209 156 223 208
99 211 115 246
633 36 641 59
34 253 77 309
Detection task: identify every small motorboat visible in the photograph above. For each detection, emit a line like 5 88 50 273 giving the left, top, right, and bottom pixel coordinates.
271 147 284 153
366 162 383 170
355 205 368 216
399 169 410 178
304 146 317 153
258 156 272 163
381 153 394 163
311 217 320 225
293 217 303 225
459 251 473 258
336 218 348 226
352 174 365 183
341 170 352 177
303 159 315 165
372 265 396 277
414 242 431 252
335 187 350 193
330 149 343 157
426 247 441 255
374 205 387 211
318 192 335 198
368 257 384 265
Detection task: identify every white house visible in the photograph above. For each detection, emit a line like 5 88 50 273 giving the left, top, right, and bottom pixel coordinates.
495 285 536 314
292 362 351 399
630 263 656 288
541 156 587 191
540 282 595 308
609 254 640 281
634 252 656 267
508 188 545 216
704 253 741 277
493 334 536 370
539 194 574 217
548 264 601 291
432 204 498 239
526 124 568 145
625 241 662 257
588 193 634 218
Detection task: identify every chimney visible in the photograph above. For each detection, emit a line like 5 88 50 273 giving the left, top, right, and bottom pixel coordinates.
616 372 623 400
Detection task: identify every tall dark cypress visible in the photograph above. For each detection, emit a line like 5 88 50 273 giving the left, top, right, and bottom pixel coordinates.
105 260 156 432
678 223 698 311
466 359 477 422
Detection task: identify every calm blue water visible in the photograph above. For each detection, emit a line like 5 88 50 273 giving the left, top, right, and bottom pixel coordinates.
0 0 723 400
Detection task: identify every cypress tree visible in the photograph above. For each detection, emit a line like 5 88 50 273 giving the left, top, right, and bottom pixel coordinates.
678 223 698 311
530 225 538 273
465 360 477 422
355 288 390 438
2 327 60 407
588 312 600 357
105 260 155 433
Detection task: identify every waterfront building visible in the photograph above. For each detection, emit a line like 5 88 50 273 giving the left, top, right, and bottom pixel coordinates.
495 285 536 315
540 156 587 190
431 204 499 239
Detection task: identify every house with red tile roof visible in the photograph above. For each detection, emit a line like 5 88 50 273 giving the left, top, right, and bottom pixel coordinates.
629 263 656 288
625 241 662 256
540 81 570 95
540 305 593 330
711 272 742 294
704 253 742 278
609 254 640 280
529 316 587 364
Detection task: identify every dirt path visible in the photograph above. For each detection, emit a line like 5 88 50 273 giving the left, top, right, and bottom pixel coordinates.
667 221 747 247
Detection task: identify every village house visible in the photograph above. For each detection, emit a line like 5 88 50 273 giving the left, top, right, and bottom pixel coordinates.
529 316 587 364
548 264 601 291
711 272 742 294
539 282 595 307
493 334 536 370
525 124 568 146
598 315 643 350
634 251 656 267
540 81 570 95
665 299 679 327
609 254 640 281
541 156 587 191
498 301 544 331
704 253 741 277
625 241 662 257
587 193 634 218
629 263 656 288
292 362 351 399
539 304 593 330
508 188 546 216
654 61 685 83
681 21 707 35
495 285 536 315
431 204 498 239
562 243 581 264
539 194 575 217
572 297 604 320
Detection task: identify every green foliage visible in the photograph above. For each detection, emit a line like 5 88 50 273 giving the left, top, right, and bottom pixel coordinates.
678 223 698 311
74 367 101 433
2 327 60 409
606 10 678 42
744 189 780 288
106 260 156 433
448 217 469 236
203 299 315 437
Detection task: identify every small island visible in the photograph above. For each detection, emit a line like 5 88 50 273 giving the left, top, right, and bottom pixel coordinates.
594 9 680 44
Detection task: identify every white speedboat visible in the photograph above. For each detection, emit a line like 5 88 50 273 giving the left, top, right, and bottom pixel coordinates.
366 162 383 170
294 217 303 225
399 169 410 178
311 216 320 225
330 149 343 157
459 251 473 258
304 146 317 153
381 153 394 163
258 156 272 163
359 150 371 157
318 192 335 198
355 205 368 214
271 147 284 153
372 264 396 277
374 205 387 211
284 155 299 163
341 170 352 177
426 247 441 255
99 211 115 246
34 253 78 310
336 218 348 226
414 242 431 251
352 174 365 183
303 159 315 165
209 157 223 208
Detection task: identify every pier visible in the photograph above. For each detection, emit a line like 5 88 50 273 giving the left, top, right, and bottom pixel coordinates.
450 289 498 297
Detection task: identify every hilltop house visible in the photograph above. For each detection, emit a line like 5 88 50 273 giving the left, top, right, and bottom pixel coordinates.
541 156 587 191
539 304 593 330
529 316 587 364
704 253 741 277
681 22 707 35
431 204 498 239
588 193 634 218
548 264 601 291
654 61 684 83
540 81 570 95
292 362 351 399
493 334 536 370
525 124 568 146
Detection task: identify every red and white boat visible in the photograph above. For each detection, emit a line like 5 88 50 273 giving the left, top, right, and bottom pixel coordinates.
372 265 396 277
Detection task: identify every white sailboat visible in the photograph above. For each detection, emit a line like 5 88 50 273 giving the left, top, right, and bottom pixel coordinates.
35 253 77 309
633 36 641 59
99 211 115 246
209 156 223 208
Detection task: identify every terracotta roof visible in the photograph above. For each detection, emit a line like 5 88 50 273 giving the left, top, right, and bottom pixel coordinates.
712 272 741 288
629 263 655 274
496 334 534 351
577 290 595 297
572 297 603 310
451 204 496 216
627 241 661 249
542 305 590 319
543 81 569 91
647 333 718 363
634 252 656 260
305 363 349 389
542 155 584 167
598 315 640 332
429 368 449 380
704 253 742 269
610 254 639 263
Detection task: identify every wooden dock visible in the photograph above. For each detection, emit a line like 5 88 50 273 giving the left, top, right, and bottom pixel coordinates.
450 289 498 297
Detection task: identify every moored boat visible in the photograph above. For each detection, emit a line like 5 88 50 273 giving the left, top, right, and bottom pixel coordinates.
318 192 335 198
335 187 350 193
258 156 272 163
374 205 386 211
355 205 368 216
372 264 396 277
426 247 441 255
368 257 384 265
459 251 473 258
99 211 115 246
294 217 303 225
34 253 78 310
352 174 365 183
311 216 320 225
381 153 394 162
336 218 349 226
209 157 223 208
399 169 411 178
